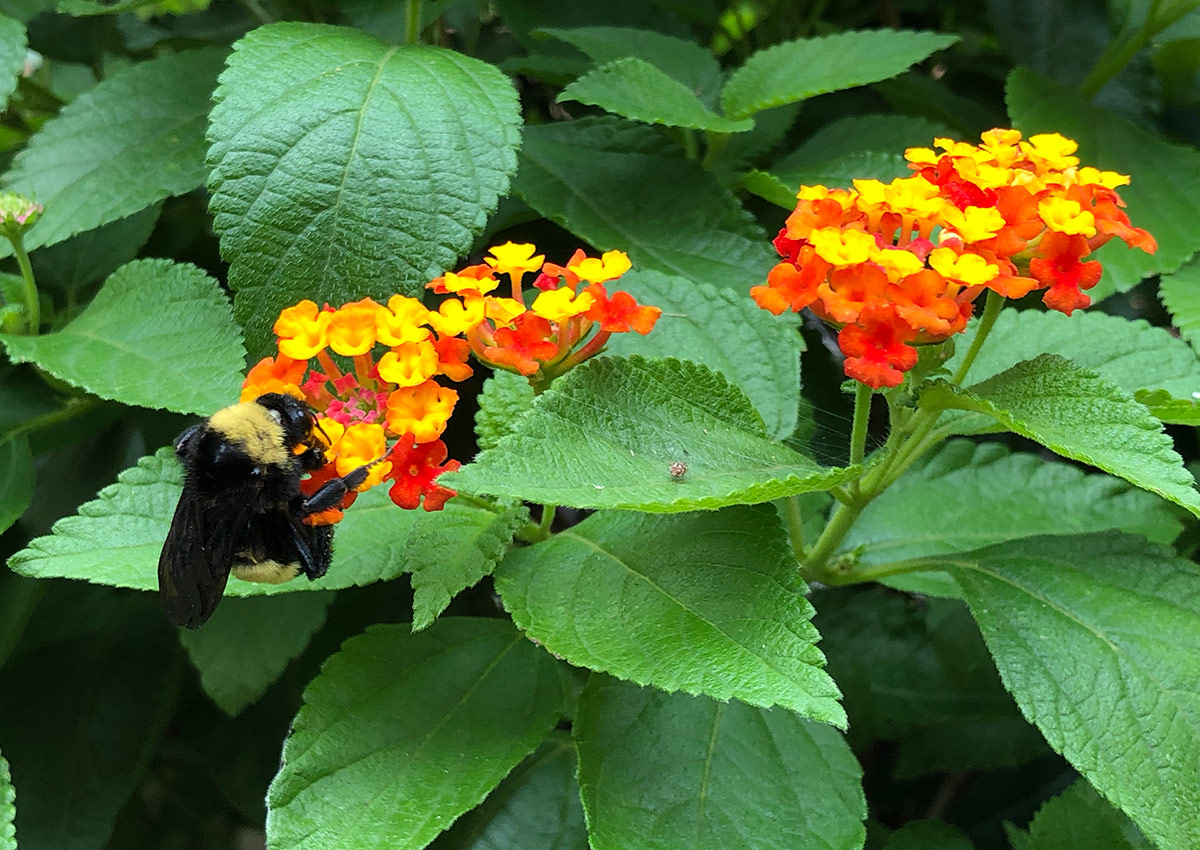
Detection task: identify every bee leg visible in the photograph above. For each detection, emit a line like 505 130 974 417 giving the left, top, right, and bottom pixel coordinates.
297 464 373 517
287 514 333 580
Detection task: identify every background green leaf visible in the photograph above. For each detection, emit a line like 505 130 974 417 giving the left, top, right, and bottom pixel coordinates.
406 500 529 631
495 505 845 725
941 534 1200 850
764 113 952 192
429 738 587 850
720 30 959 118
842 440 1181 595
514 118 773 291
539 26 723 104
0 747 13 850
560 58 752 131
448 356 857 512
8 448 420 596
207 22 521 353
1159 255 1200 353
575 676 865 850
883 820 973 850
1007 68 1200 295
179 592 333 716
1009 779 1154 850
0 15 25 110
922 355 1200 518
266 618 567 850
0 259 245 415
2 48 224 251
947 309 1200 424
0 602 179 850
815 589 1047 771
605 270 803 440
30 206 160 300
0 435 32 535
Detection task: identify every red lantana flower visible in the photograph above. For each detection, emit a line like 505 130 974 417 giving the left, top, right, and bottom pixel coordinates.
385 434 461 511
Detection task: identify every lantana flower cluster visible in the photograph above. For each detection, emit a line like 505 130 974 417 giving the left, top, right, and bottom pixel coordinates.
240 243 661 521
751 128 1157 388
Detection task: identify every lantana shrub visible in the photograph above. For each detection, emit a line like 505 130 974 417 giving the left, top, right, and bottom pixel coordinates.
1 4 1199 850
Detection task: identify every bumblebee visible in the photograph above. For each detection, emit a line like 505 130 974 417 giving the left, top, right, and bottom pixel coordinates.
158 392 369 629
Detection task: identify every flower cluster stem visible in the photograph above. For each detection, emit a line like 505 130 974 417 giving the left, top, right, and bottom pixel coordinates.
950 288 1003 386
9 233 38 334
800 292 1008 585
404 0 423 44
848 382 871 470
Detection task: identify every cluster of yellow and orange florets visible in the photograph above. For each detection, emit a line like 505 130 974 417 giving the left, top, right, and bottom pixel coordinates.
240 242 661 520
751 128 1157 388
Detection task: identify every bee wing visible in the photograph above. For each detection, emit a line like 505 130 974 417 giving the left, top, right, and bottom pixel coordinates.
157 487 250 629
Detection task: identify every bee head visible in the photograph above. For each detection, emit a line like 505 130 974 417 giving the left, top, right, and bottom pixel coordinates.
254 393 316 451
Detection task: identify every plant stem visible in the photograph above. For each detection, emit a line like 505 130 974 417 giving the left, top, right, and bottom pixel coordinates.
951 288 1003 386
782 495 806 561
1080 20 1154 99
537 503 556 537
848 381 871 469
405 0 423 44
681 129 699 160
801 294 1009 584
10 233 38 334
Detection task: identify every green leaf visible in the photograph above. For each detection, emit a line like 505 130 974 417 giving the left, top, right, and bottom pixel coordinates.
8 448 420 596
948 309 1200 419
475 370 535 452
560 58 752 132
179 592 333 716
515 117 774 292
495 505 845 725
406 500 529 631
1135 388 1200 425
0 748 13 850
430 738 587 850
1018 780 1153 850
1160 255 1200 352
31 205 159 297
0 602 178 850
2 48 224 252
0 259 246 415
720 30 959 119
921 354 1200 518
266 618 567 850
765 114 953 193
447 356 858 512
208 23 521 353
739 168 799 209
0 435 31 534
0 16 25 110
574 676 865 850
843 440 1181 588
539 26 723 104
1007 68 1200 294
815 589 1038 753
55 0 162 14
883 820 973 850
939 534 1200 850
604 270 802 440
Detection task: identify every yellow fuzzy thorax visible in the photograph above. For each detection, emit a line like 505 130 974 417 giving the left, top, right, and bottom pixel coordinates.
208 402 290 466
